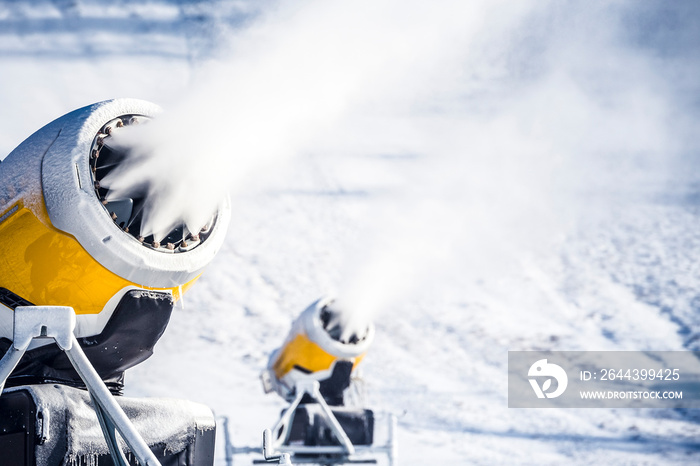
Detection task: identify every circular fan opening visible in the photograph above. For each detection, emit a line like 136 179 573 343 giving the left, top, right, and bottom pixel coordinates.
89 115 216 253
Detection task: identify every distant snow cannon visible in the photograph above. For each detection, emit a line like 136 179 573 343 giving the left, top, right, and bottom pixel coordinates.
250 298 397 466
262 297 374 405
0 98 230 391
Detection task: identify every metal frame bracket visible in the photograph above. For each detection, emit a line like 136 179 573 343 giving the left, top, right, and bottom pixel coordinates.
0 305 162 466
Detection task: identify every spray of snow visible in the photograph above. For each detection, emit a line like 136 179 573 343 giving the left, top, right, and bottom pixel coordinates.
329 1 700 340
102 0 505 239
100 1 699 339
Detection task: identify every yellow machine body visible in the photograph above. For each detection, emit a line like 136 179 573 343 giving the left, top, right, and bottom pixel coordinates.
264 297 374 401
0 203 193 316
271 332 366 381
0 99 229 341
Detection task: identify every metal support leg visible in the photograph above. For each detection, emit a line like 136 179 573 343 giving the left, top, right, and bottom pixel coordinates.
262 429 292 465
388 413 398 466
306 381 355 456
0 305 75 392
93 395 131 466
65 332 161 466
269 387 306 447
0 306 161 466
263 379 356 463
220 416 234 466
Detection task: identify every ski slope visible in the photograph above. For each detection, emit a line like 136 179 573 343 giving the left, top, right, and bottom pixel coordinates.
2 1 700 464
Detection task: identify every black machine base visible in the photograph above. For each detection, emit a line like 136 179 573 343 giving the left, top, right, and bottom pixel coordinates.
0 385 216 466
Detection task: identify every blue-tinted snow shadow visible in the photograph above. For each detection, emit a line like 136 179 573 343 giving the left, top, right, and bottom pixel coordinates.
269 189 371 198
0 5 258 59
415 423 700 455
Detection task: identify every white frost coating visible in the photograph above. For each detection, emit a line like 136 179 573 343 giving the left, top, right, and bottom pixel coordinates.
0 116 63 214
0 303 53 350
39 98 230 287
5 384 215 466
299 297 374 359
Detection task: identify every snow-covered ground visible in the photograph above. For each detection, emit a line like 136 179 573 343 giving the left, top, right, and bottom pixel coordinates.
2 1 700 464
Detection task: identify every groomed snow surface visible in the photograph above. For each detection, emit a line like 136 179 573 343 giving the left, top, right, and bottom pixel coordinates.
2 1 700 464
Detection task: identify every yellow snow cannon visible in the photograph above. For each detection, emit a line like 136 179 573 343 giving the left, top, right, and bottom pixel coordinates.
0 98 230 392
251 299 397 465
262 297 374 406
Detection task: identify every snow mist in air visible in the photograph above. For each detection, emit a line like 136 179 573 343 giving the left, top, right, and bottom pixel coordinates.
103 1 699 338
102 0 559 239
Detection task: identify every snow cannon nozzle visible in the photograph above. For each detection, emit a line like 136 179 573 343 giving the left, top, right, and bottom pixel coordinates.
0 99 230 315
319 300 371 345
91 115 221 253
